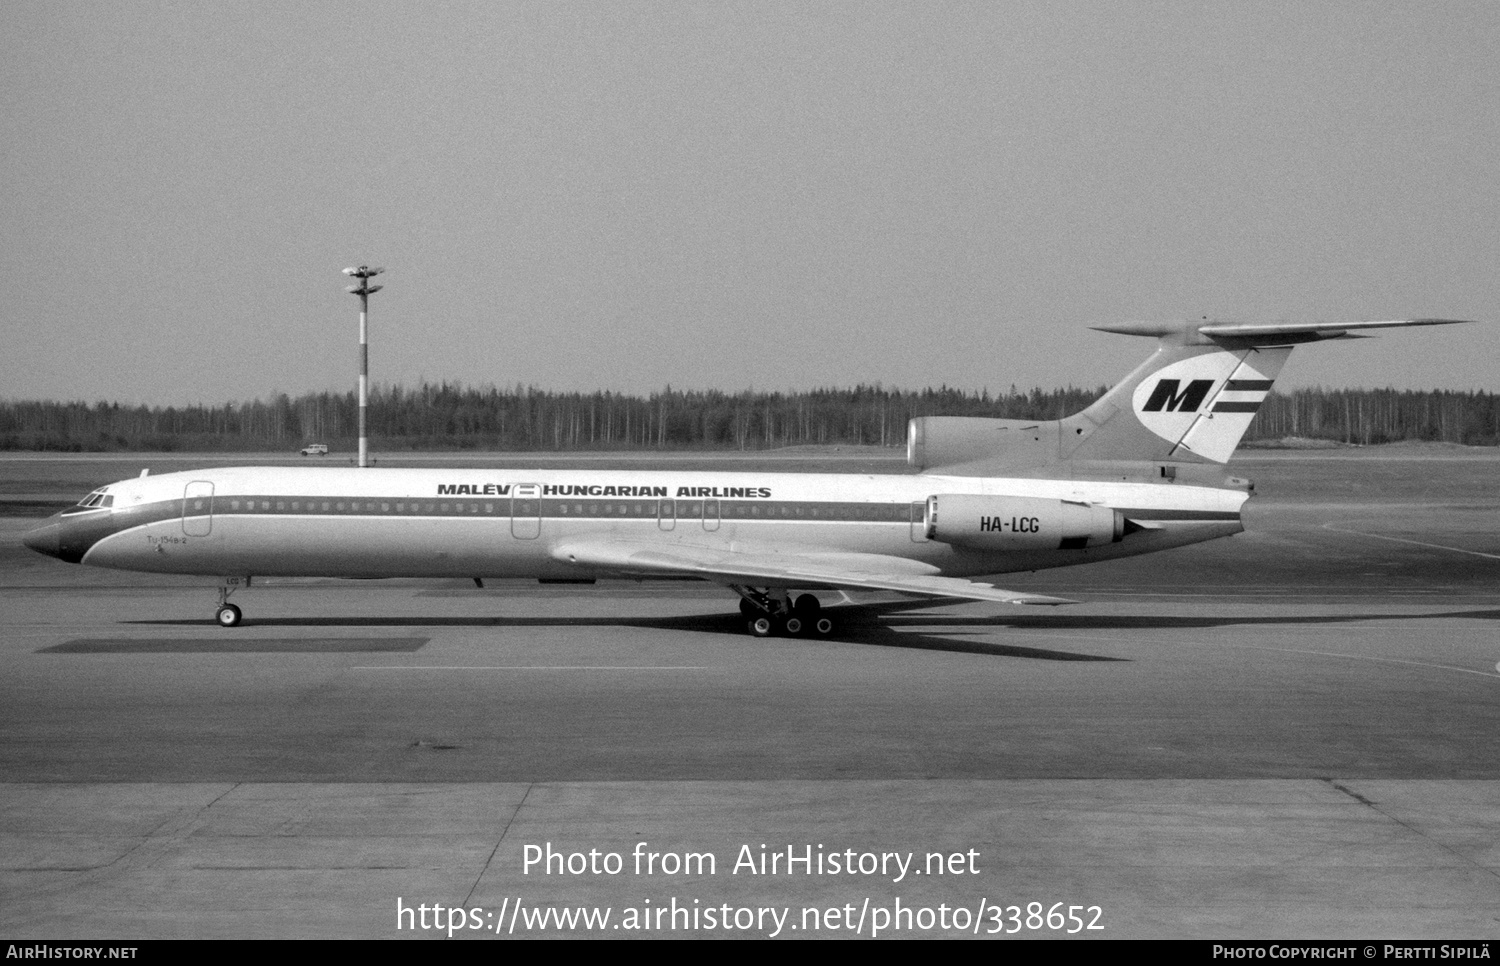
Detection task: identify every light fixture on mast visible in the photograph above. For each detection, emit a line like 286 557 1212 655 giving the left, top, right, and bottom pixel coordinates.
343 265 384 468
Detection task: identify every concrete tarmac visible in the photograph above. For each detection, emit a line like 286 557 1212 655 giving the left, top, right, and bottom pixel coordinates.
1 449 1498 939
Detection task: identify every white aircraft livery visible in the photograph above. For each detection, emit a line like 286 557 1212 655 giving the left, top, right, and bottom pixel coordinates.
22 318 1471 636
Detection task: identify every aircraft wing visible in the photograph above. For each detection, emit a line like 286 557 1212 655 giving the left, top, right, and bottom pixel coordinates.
550 540 1076 606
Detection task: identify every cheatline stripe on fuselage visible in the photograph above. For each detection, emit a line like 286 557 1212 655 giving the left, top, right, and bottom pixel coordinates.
57 495 1239 551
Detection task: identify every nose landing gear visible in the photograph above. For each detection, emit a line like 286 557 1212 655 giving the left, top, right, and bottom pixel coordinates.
214 577 250 627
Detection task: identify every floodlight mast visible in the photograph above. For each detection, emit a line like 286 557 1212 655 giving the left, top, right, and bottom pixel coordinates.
343 266 384 468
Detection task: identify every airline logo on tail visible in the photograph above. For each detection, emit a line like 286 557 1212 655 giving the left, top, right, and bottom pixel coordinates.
1130 348 1288 462
1140 377 1275 415
1141 379 1215 413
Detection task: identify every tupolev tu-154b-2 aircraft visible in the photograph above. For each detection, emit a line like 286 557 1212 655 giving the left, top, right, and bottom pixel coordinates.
23 318 1471 637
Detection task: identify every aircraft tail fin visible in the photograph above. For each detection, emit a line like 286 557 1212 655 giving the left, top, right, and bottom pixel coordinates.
909 319 1472 472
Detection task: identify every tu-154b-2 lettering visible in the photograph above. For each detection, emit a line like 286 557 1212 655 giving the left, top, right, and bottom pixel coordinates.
22 319 1471 637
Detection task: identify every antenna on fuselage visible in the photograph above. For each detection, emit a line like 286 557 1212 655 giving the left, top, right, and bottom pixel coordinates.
343 265 385 468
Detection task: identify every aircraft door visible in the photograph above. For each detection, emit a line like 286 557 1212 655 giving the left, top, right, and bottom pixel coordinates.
703 499 720 532
510 484 541 539
657 499 675 531
183 481 214 537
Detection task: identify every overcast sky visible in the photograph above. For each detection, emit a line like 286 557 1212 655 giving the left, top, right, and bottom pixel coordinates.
3 1 1497 406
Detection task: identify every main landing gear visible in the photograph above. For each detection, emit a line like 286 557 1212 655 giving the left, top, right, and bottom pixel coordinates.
733 587 836 638
214 577 250 627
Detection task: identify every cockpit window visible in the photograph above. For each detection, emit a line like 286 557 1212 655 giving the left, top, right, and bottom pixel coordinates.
74 489 113 509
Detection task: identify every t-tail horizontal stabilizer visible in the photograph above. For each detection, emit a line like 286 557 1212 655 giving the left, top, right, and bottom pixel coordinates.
1093 318 1472 344
908 318 1475 472
1081 318 1473 464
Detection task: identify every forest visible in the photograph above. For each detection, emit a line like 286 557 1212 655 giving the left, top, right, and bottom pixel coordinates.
2 383 1496 452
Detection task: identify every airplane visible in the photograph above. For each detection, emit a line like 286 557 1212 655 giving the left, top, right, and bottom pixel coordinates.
22 318 1471 637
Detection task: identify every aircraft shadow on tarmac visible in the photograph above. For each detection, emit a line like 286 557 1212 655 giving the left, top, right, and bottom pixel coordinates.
124 612 1116 661
882 608 1500 631
118 606 1500 661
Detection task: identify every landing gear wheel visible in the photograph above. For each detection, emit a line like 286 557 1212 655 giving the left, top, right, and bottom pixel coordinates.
783 615 805 636
739 598 760 619
812 616 835 637
747 616 775 638
216 603 242 628
793 593 821 617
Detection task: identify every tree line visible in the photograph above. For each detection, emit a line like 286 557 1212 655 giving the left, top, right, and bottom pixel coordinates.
1 383 1496 452
1250 387 1500 446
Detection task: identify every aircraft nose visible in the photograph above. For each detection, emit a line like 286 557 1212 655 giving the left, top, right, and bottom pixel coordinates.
22 520 64 559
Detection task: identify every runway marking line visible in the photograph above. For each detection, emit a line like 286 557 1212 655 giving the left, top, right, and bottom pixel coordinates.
1155 636 1500 681
353 665 712 671
1205 643 1500 680
993 631 1500 681
1321 522 1500 561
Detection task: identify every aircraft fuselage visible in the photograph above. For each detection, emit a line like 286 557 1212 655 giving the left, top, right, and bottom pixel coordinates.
25 465 1246 581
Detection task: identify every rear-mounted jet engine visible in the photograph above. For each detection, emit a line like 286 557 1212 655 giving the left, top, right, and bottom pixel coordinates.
925 494 1126 551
